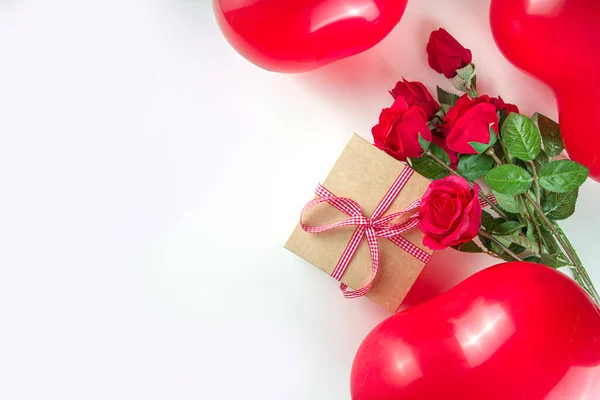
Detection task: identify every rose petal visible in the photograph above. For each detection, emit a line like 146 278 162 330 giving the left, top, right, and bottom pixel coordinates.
446 103 499 154
422 233 447 251
395 106 432 158
433 198 459 230
419 209 453 236
440 185 482 247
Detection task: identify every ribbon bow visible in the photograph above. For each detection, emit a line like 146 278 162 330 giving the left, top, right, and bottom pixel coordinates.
300 167 431 298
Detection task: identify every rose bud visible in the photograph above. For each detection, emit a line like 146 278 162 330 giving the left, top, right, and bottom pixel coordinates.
427 28 473 78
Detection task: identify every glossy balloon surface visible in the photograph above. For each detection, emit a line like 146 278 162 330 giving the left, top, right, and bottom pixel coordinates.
213 0 408 73
490 0 600 181
351 262 600 400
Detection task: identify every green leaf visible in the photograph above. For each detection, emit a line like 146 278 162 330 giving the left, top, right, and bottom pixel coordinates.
493 221 525 236
481 210 500 232
524 256 541 263
457 153 494 180
540 253 570 269
542 189 578 220
541 230 561 257
491 240 510 257
509 243 527 255
437 86 459 106
500 113 542 161
430 142 450 165
538 230 571 268
469 126 497 154
492 190 521 213
485 165 533 195
499 234 540 255
489 236 525 260
478 234 492 251
456 63 476 81
532 149 550 173
479 212 504 253
534 113 564 157
409 157 449 180
440 104 452 114
538 160 589 193
418 133 430 153
452 63 476 92
451 241 484 253
409 143 451 180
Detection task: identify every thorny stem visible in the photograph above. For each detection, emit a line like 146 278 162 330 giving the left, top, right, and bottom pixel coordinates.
426 150 510 220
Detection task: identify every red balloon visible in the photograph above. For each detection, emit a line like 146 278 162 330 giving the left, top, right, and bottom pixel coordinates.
351 262 600 400
213 0 408 73
489 0 600 182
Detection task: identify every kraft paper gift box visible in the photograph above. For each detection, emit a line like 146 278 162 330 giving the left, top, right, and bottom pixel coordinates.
285 134 434 313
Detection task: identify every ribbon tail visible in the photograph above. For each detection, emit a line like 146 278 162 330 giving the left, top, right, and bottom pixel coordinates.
342 228 379 299
331 226 366 281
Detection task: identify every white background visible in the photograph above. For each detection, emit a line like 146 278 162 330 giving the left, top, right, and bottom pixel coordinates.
0 0 598 399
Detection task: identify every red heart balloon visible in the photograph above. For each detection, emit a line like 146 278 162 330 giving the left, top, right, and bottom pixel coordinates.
351 262 600 399
213 0 408 73
490 0 600 182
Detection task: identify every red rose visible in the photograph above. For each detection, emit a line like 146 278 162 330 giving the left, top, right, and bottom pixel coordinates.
389 79 440 119
418 176 482 250
491 96 519 114
427 28 473 78
443 94 499 154
372 97 432 161
432 134 459 170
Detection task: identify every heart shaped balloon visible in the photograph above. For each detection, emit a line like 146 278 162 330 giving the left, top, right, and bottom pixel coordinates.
490 0 600 182
351 262 600 399
213 0 408 73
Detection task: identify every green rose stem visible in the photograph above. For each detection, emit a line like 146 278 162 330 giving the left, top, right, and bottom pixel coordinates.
529 160 542 205
425 150 510 220
485 148 600 305
522 198 544 252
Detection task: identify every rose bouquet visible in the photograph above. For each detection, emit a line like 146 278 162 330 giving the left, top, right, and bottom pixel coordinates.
373 28 599 305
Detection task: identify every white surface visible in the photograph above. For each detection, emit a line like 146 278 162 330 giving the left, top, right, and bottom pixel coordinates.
0 1 598 399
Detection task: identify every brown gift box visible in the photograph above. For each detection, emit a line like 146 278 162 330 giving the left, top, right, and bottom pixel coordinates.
285 134 434 313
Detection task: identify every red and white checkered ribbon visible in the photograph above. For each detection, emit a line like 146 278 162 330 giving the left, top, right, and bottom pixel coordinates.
300 167 429 298
300 166 499 299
